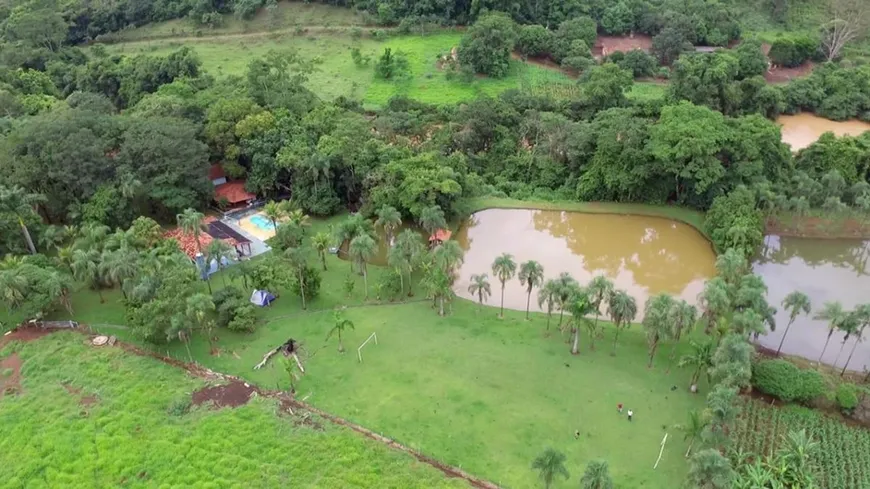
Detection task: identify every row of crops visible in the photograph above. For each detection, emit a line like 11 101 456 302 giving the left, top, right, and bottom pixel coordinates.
734 398 870 488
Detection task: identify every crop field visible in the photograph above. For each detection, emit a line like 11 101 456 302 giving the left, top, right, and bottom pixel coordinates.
734 398 870 488
0 331 467 488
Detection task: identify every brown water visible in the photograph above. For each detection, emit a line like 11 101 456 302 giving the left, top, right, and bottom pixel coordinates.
453 209 716 317
753 235 870 370
777 113 870 151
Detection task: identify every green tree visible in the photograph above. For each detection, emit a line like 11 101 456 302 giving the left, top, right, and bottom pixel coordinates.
608 289 637 355
206 240 236 287
286 208 311 235
417 205 447 237
281 357 299 393
457 13 517 77
518 260 545 320
312 232 331 271
643 294 675 368
100 247 140 300
842 303 870 375
349 234 376 299
538 279 560 332
0 185 44 255
667 299 698 370
327 310 355 353
582 64 634 112
531 447 569 489
555 273 580 331
492 253 517 318
569 288 595 355
375 205 402 246
778 291 812 356
185 293 216 355
687 449 734 489
263 200 285 230
814 301 846 364
71 249 105 303
467 273 492 308
680 410 708 458
394 229 425 296
580 459 613 489
176 208 211 293
679 340 715 392
284 246 311 309
587 275 614 349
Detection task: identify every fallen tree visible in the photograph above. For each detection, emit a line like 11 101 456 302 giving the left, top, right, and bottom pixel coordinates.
254 338 305 373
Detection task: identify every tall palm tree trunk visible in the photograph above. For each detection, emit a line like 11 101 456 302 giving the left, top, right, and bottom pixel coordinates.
299 270 307 310
439 295 445 316
546 311 551 331
612 325 621 355
685 437 695 458
818 333 833 364
842 332 863 376
499 283 505 318
525 289 531 320
648 339 658 368
362 267 368 299
19 218 36 255
776 320 794 356
833 339 848 368
571 327 580 355
321 252 328 271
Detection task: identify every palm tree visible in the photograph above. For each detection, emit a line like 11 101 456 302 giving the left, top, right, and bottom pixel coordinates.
842 304 870 376
777 429 819 486
580 460 613 489
206 239 236 287
349 234 376 299
667 300 698 371
680 410 708 458
386 245 410 297
263 200 284 230
311 232 331 271
643 294 675 368
555 272 579 330
778 291 811 356
42 269 74 315
185 293 216 353
55 245 75 274
39 225 67 251
814 301 845 364
327 310 355 352
71 249 105 303
394 229 425 296
375 205 402 246
586 275 614 346
608 289 637 355
687 449 734 489
433 239 464 275
537 279 560 332
284 246 311 309
518 260 544 320
281 357 299 393
418 205 447 236
569 288 594 354
492 253 517 318
531 447 569 489
287 209 311 234
679 340 715 392
423 267 454 317
0 185 45 255
176 208 211 293
467 273 492 308
73 222 110 254
832 311 859 369
715 248 748 290
100 247 139 300
698 277 730 335
0 267 28 312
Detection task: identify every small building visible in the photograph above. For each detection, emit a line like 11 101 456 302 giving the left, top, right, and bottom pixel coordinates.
163 216 253 264
210 163 256 209
694 46 721 53
428 229 452 247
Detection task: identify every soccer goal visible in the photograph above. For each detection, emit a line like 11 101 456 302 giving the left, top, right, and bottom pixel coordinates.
357 332 378 363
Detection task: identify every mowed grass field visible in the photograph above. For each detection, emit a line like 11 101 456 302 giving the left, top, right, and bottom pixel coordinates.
100 30 665 107
0 331 468 488
37 208 711 488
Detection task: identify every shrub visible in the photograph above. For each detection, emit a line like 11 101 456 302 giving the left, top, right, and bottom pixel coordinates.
516 24 553 58
703 186 763 258
290 265 321 300
601 2 634 35
167 398 191 416
457 12 517 77
835 383 860 412
751 359 828 404
552 16 597 62
375 48 410 80
617 49 657 78
213 286 258 333
769 35 818 68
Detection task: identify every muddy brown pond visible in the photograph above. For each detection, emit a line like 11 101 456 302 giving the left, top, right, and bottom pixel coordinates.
453 209 716 318
777 113 870 151
753 236 870 371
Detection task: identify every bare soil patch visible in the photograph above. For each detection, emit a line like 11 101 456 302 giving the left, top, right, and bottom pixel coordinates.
62 383 98 407
0 353 22 397
0 327 54 349
765 62 814 84
192 380 257 409
593 34 653 57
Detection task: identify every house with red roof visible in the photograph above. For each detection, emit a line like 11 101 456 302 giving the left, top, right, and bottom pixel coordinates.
163 216 252 261
210 163 256 208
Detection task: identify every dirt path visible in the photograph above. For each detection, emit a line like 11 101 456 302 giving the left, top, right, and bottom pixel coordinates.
1 326 503 489
102 24 398 45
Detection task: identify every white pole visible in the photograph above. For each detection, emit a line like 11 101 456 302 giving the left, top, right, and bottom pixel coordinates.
357 332 378 363
654 433 669 469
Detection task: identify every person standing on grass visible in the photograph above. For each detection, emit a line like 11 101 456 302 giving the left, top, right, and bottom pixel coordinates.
617 403 623 413
627 409 633 421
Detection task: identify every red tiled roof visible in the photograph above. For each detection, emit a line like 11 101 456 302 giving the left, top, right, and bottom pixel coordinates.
214 182 256 204
429 229 452 242
208 163 226 180
163 228 214 260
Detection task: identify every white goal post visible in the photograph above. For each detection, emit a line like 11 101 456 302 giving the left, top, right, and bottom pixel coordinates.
357 332 378 363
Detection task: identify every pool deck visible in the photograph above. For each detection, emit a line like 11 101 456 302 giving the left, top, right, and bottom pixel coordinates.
222 218 271 256
237 213 277 242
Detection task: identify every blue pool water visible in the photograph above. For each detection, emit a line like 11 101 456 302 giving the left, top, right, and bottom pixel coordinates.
249 214 276 231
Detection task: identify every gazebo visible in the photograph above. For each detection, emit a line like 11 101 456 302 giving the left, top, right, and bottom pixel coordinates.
428 229 452 247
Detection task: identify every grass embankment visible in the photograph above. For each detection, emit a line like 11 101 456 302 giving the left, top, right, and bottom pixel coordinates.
38 206 713 488
0 331 467 488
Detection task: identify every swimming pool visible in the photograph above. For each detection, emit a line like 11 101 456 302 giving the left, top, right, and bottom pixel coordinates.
249 214 275 231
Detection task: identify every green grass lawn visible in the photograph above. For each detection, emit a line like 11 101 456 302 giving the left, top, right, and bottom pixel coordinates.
0 331 467 488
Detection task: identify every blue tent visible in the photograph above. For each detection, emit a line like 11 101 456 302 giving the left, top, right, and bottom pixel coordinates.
250 290 276 307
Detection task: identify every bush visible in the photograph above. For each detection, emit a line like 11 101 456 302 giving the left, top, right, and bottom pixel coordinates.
617 49 657 78
769 35 818 68
375 48 410 80
213 286 258 333
552 17 597 62
835 383 860 412
457 12 517 77
516 24 553 58
751 359 828 404
601 1 634 35
290 265 321 301
703 186 763 258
